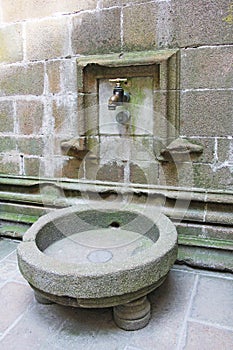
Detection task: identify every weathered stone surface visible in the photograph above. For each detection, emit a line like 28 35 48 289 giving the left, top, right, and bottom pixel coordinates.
102 0 121 7
0 101 14 132
123 2 158 51
187 138 215 164
0 259 18 284
193 163 233 190
0 23 23 63
1 0 97 22
177 245 233 271
204 225 233 241
178 223 233 249
98 136 155 165
181 46 233 89
191 275 233 327
46 59 77 95
159 162 178 187
207 201 233 228
0 223 29 239
173 0 233 47
61 157 83 179
0 239 19 260
17 100 44 135
99 136 130 162
17 205 177 309
0 63 44 96
212 166 233 190
46 61 61 95
193 164 214 189
72 8 121 55
2 248 233 348
0 154 20 175
0 299 99 349
0 282 33 333
217 138 233 163
78 94 99 136
184 321 233 350
0 0 232 281
0 136 16 153
17 137 44 156
159 161 195 188
24 157 41 177
25 17 70 61
113 296 151 331
53 97 78 137
60 137 87 159
103 0 151 6
60 60 77 94
161 138 204 163
177 223 204 238
40 156 64 178
180 91 233 137
130 162 159 185
130 163 148 185
95 161 124 182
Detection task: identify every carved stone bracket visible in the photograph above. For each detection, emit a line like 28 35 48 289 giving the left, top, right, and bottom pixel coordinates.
61 137 88 159
160 138 203 162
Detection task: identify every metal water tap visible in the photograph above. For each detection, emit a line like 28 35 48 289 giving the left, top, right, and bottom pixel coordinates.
108 78 130 110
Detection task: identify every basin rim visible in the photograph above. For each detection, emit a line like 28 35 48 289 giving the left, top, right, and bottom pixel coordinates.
17 203 178 299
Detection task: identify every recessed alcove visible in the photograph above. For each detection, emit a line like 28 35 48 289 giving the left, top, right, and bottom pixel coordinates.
75 49 180 160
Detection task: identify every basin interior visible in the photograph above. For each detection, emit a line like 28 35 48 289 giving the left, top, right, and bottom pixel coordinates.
36 210 160 265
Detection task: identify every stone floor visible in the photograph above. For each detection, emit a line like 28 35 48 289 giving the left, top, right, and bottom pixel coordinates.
0 237 232 350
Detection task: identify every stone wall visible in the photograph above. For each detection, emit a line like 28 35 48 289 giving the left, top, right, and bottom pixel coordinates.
0 0 232 190
0 0 233 270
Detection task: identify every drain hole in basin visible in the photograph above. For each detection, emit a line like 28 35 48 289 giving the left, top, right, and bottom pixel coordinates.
87 250 113 263
109 221 120 228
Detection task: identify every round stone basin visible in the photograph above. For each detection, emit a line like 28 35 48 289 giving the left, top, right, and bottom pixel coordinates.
44 227 155 264
17 203 177 330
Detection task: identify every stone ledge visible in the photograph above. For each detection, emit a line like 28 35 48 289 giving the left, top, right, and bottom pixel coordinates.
0 175 232 271
0 177 232 225
177 245 233 272
77 49 178 69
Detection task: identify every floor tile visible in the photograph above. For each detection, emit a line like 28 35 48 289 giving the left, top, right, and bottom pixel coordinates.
43 308 110 350
6 250 18 262
0 302 69 350
88 319 133 350
190 275 233 328
0 236 232 350
183 321 233 350
0 239 18 261
0 260 19 284
92 270 197 350
0 282 34 333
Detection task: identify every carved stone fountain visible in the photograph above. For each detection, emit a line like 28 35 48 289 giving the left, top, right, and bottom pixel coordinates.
17 203 177 330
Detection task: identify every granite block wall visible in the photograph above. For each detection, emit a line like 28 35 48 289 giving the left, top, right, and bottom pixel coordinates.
0 0 232 190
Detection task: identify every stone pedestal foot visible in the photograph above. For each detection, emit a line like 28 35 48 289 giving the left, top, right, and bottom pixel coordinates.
34 291 54 305
113 296 151 331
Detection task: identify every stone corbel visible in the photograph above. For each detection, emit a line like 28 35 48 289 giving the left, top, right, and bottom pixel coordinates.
160 138 203 162
61 137 88 159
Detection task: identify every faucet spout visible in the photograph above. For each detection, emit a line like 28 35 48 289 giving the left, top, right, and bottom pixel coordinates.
108 78 130 110
108 82 124 110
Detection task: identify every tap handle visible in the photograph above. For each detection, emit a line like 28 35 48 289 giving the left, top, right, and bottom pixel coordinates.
109 78 127 86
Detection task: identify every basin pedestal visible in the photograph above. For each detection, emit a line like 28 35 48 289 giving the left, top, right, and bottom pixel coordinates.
34 288 151 331
34 290 54 305
113 296 151 331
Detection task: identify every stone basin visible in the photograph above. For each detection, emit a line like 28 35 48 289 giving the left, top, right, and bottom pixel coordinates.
17 203 178 330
